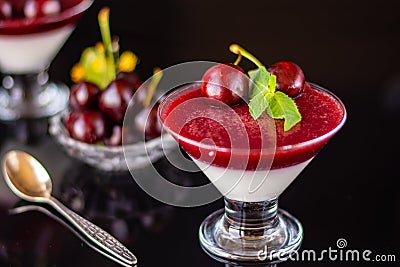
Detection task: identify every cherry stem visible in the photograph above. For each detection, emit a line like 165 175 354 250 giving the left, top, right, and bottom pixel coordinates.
233 53 242 65
144 68 163 107
229 44 263 68
112 36 120 65
94 42 109 89
98 7 116 79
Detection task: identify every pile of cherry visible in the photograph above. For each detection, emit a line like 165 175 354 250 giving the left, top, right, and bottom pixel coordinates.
0 0 67 20
65 72 162 146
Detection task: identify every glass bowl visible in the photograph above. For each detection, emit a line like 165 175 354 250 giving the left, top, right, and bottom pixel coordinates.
49 111 177 171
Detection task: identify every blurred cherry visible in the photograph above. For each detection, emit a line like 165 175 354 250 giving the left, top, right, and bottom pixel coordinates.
69 82 100 111
23 0 61 18
99 79 134 124
103 125 122 146
0 0 12 20
134 102 162 140
116 72 142 90
66 110 109 144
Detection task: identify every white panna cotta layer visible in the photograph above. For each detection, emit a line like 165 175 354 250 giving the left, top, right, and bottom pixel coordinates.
193 158 313 202
0 25 74 74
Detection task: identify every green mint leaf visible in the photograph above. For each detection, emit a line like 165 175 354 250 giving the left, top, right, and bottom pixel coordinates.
248 69 262 97
249 92 269 120
248 66 275 98
248 66 302 131
269 91 302 131
268 73 277 94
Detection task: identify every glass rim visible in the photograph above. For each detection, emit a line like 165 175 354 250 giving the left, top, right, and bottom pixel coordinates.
158 82 347 155
0 0 94 30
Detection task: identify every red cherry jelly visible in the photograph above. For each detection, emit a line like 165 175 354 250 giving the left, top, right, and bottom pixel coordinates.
159 82 346 170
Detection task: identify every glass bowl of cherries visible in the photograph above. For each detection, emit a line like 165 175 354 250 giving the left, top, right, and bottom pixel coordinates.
49 8 176 171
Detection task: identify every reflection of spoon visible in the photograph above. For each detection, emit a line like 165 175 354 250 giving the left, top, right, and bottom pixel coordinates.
2 150 137 266
10 204 134 267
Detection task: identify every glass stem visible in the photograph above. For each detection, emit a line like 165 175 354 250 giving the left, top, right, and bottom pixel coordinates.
2 71 48 103
223 198 279 237
19 74 40 101
0 70 68 120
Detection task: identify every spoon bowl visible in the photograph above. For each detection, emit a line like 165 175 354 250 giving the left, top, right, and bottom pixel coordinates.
3 151 52 201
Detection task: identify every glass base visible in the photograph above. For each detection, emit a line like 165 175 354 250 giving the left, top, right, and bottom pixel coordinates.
199 200 303 264
0 73 69 121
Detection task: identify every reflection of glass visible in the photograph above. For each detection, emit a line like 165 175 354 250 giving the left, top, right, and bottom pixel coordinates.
0 0 93 120
159 83 347 263
1 117 48 144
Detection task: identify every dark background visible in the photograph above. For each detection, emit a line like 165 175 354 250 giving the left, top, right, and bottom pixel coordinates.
1 0 400 266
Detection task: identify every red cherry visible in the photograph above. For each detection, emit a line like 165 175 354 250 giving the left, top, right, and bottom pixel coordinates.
116 72 142 90
103 125 140 146
99 79 134 124
69 82 101 111
116 71 147 104
65 110 79 134
23 0 61 18
0 0 12 20
103 125 122 146
201 63 248 106
65 111 109 144
267 61 305 98
12 0 26 18
122 126 140 144
134 103 162 140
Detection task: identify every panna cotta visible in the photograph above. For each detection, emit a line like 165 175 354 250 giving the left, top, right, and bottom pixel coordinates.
0 0 93 74
159 82 346 202
193 158 312 202
0 25 74 73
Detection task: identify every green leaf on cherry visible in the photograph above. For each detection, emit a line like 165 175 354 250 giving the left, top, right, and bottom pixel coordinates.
248 66 301 131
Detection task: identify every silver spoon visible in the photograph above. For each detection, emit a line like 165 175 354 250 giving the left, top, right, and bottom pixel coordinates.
2 150 137 266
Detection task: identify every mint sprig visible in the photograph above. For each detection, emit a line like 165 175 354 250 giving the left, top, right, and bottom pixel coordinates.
229 44 302 131
248 66 301 131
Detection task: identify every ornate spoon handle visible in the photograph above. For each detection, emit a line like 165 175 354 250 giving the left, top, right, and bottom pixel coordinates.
49 197 137 266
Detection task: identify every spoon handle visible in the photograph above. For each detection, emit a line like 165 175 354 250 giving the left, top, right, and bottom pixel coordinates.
49 197 137 266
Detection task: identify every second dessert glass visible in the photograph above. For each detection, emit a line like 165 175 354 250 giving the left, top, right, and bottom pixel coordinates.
158 83 347 263
0 0 93 120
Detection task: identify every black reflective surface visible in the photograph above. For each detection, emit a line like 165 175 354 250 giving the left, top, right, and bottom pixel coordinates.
1 0 400 266
0 120 221 266
0 93 399 267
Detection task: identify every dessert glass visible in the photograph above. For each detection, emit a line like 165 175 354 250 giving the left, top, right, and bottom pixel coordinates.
0 0 93 120
159 83 347 263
